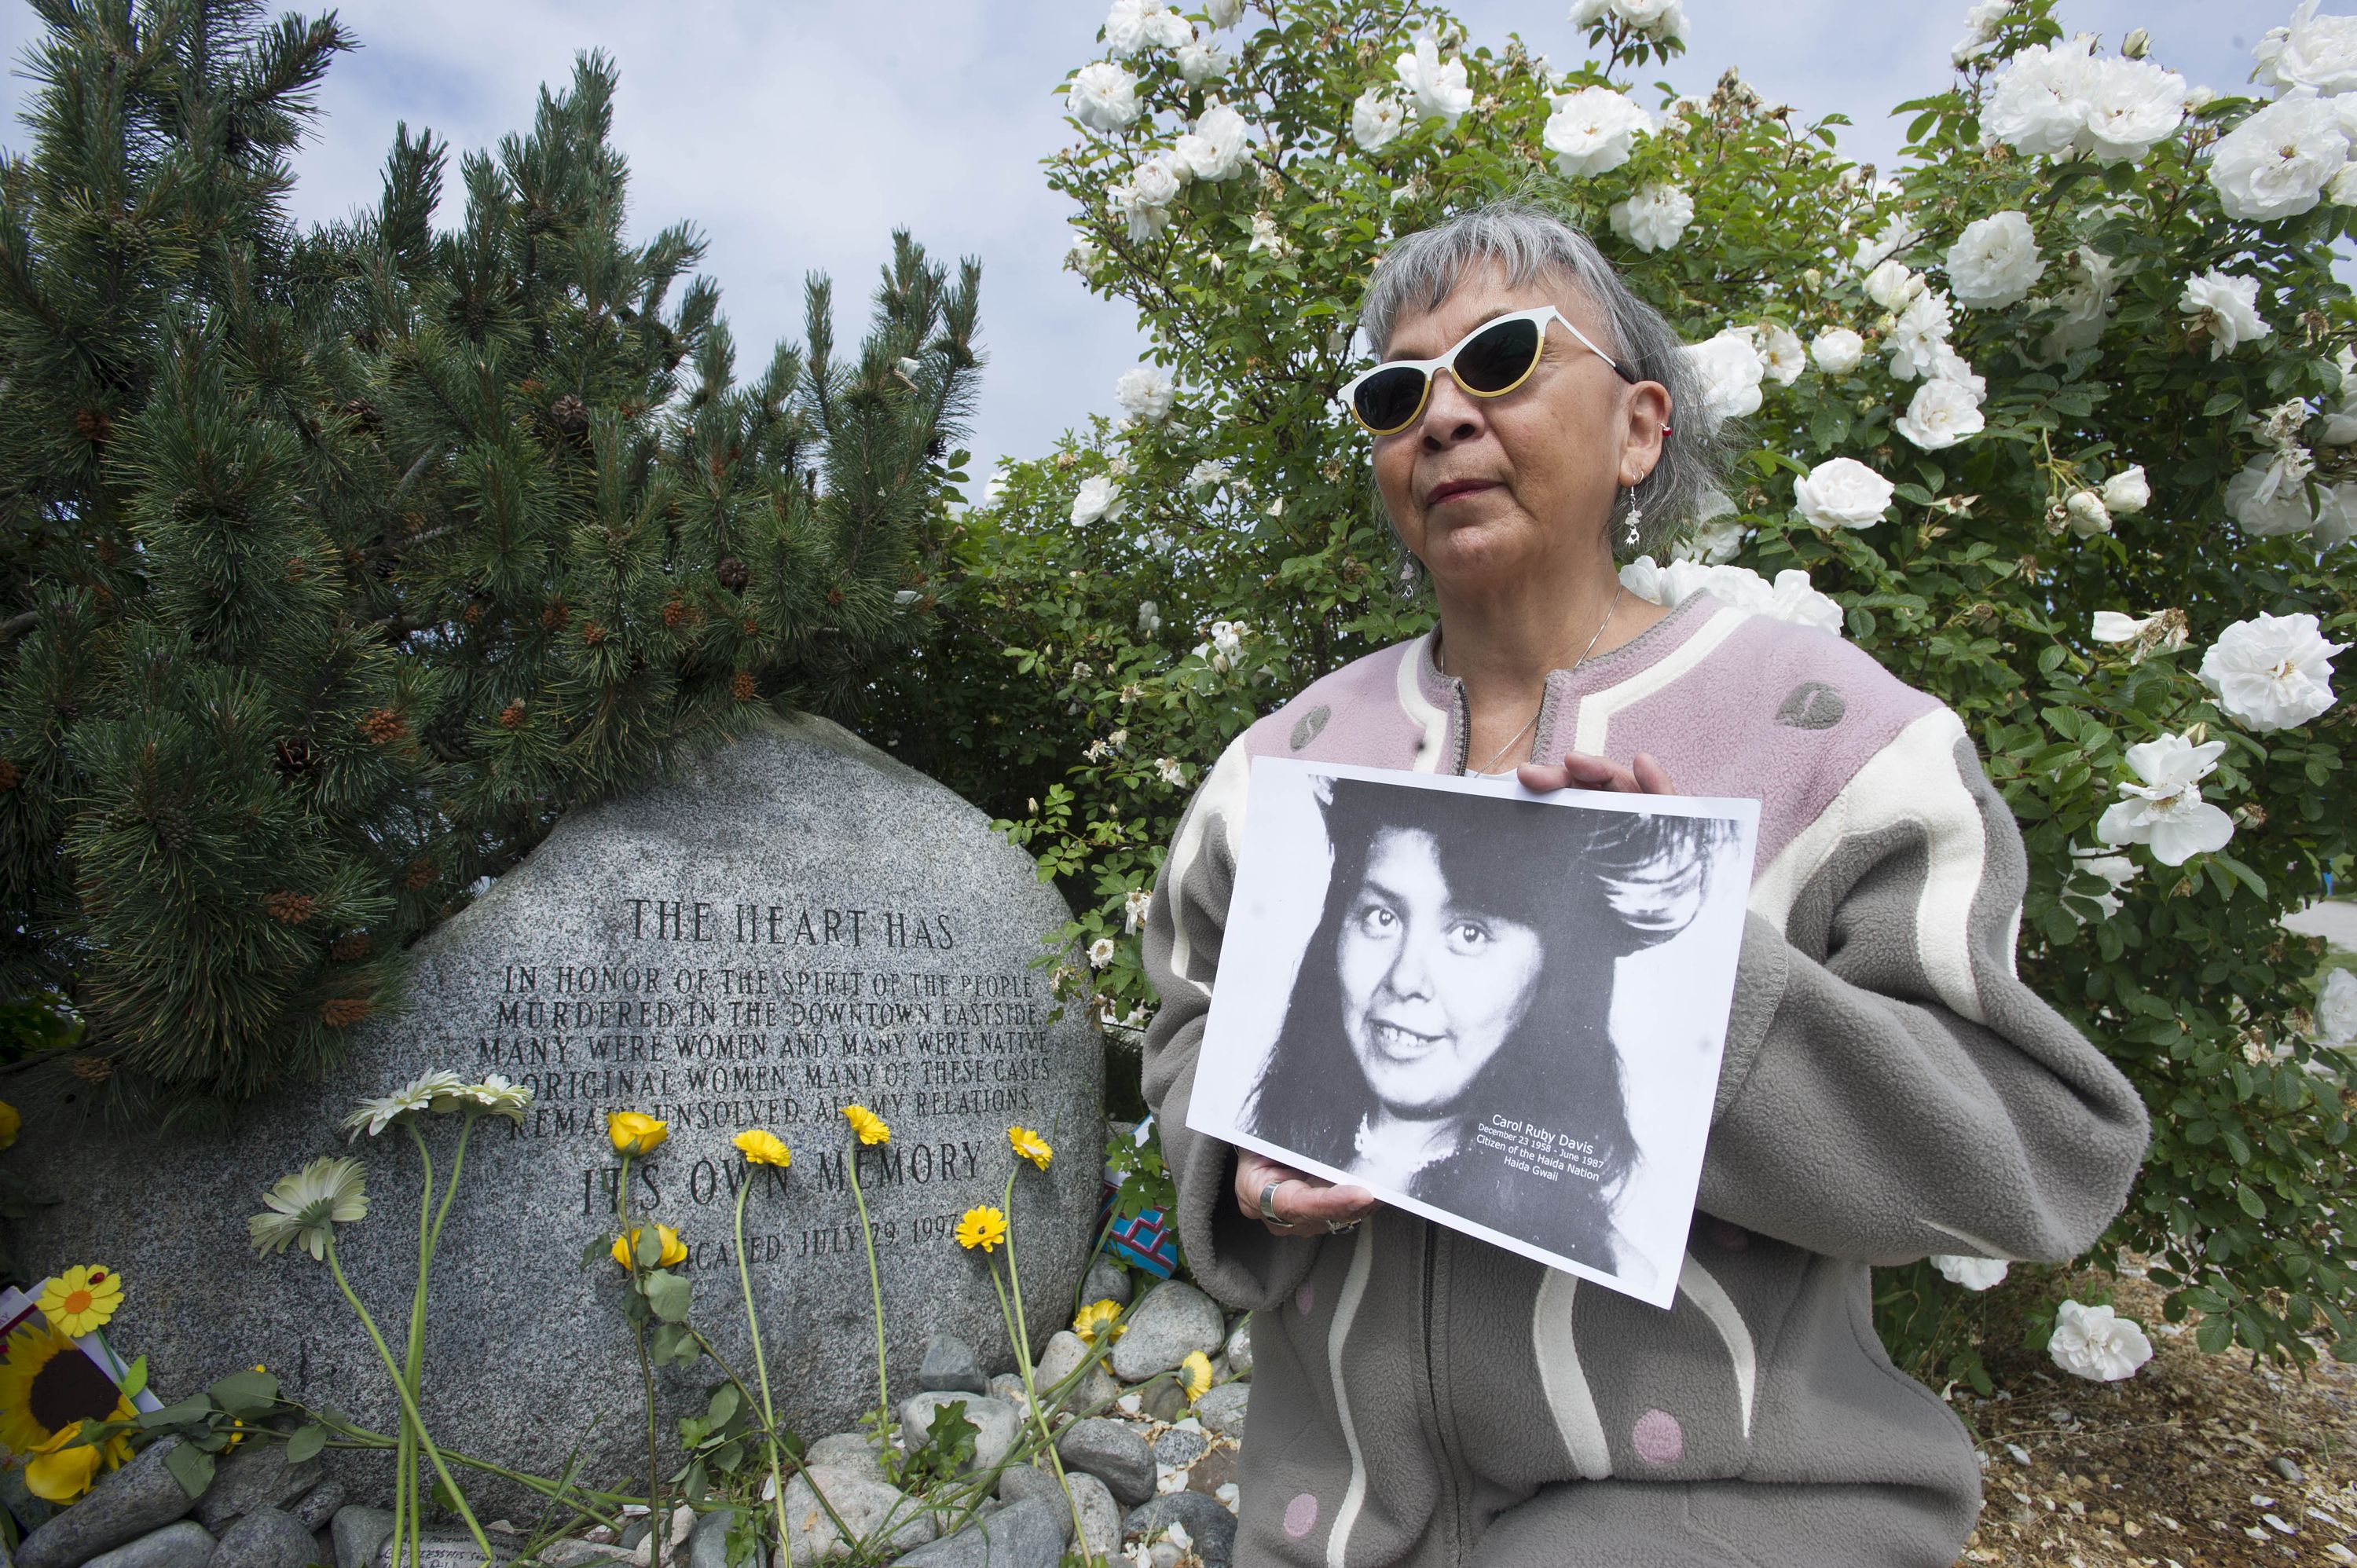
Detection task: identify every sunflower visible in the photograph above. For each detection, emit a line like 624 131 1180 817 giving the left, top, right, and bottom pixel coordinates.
842 1105 891 1146
0 1321 132 1487
1006 1125 1054 1171
955 1206 1008 1253
37 1266 122 1337
1072 1298 1127 1346
733 1129 792 1167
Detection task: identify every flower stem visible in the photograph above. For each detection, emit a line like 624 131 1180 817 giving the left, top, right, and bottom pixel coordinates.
730 1180 796 1560
324 1236 497 1567
845 1151 891 1434
614 1153 667 1568
399 1123 436 1568
995 1171 1094 1564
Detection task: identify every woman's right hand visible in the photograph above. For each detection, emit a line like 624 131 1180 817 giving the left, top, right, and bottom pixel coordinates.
1234 1149 1377 1236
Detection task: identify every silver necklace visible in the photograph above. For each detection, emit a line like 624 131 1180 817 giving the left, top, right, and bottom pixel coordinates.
1448 584 1625 775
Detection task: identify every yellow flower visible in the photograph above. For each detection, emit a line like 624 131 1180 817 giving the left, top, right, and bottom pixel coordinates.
1007 1125 1054 1171
0 1100 20 1150
607 1111 669 1156
610 1225 689 1270
734 1130 792 1167
842 1105 891 1145
24 1423 102 1503
1072 1299 1127 1346
955 1206 1008 1253
37 1267 122 1338
0 1321 132 1479
1179 1350 1214 1402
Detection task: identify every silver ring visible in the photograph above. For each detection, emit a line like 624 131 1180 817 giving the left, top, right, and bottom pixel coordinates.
1258 1179 1292 1228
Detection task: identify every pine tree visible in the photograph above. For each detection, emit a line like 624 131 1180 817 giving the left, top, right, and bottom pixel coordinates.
0 7 981 1112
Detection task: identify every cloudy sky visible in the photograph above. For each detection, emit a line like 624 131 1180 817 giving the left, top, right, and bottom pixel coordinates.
0 2 2277 482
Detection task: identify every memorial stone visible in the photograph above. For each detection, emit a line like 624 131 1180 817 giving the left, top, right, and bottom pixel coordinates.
9 713 1104 1504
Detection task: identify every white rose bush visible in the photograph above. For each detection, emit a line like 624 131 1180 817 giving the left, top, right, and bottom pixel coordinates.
882 0 2357 1390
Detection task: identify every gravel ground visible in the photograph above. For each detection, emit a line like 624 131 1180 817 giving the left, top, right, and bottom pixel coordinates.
1958 1271 2357 1566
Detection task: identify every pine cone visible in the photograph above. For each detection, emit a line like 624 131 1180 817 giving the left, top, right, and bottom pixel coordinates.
403 856 437 891
716 556 750 591
343 397 381 434
74 408 113 444
67 1054 112 1083
359 708 408 744
662 599 687 628
331 931 374 961
151 802 192 851
542 601 570 631
321 996 371 1028
731 671 756 702
581 621 607 647
500 699 526 729
0 759 18 791
551 393 588 434
463 602 485 624
273 739 317 779
827 588 845 606
94 537 117 566
265 890 316 925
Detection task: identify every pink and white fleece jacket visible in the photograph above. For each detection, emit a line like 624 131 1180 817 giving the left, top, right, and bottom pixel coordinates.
1140 591 2151 1567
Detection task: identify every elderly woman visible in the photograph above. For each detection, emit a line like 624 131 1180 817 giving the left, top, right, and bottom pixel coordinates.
1139 202 2148 1567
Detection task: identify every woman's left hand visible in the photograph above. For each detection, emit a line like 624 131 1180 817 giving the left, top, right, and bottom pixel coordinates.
1518 749 1678 797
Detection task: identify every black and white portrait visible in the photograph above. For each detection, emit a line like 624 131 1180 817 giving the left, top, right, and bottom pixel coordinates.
1189 758 1758 1306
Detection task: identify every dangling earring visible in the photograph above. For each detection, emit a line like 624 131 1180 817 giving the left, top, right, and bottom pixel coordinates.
1621 495 1643 551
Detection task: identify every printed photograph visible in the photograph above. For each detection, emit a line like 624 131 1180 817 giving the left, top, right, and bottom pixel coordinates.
1189 758 1760 1305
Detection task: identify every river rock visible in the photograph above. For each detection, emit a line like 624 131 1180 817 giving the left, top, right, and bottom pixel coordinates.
779 1465 933 1565
1193 1381 1248 1440
1079 1260 1131 1308
916 1335 988 1397
1063 1472 1120 1563
1124 1493 1237 1568
801 1432 885 1484
82 1523 214 1568
6 713 1104 1504
1219 1315 1252 1378
203 1511 313 1568
285 1483 344 1534
1151 1424 1207 1469
1054 1420 1153 1508
193 1449 321 1532
328 1508 390 1568
686 1509 732 1568
19 1439 196 1568
892 1496 1065 1568
899 1393 1022 1474
1032 1332 1116 1420
1108 1284 1223 1383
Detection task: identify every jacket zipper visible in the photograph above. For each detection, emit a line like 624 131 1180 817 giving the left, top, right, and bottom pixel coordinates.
1420 1223 1475 1563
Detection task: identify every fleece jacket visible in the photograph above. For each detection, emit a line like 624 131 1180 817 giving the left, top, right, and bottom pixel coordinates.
1138 590 2152 1567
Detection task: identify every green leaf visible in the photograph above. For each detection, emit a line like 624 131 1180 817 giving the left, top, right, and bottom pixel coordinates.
118 1355 148 1399
285 1424 327 1464
706 1383 741 1429
163 1442 216 1500
139 1396 211 1432
2195 1316 2233 1354
205 1369 280 1420
645 1269 693 1324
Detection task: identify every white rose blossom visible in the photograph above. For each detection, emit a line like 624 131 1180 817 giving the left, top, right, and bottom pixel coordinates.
1205 0 1243 27
2178 270 2271 358
1810 328 1865 376
1684 329 1767 424
1894 377 1988 452
1104 0 1190 57
2255 2 2357 96
1853 210 1921 275
1620 558 1843 636
1176 36 1235 83
1673 494 1746 565
1137 600 1160 636
1115 365 1176 422
1175 103 1252 181
1396 35 1473 128
1607 0 1686 40
1067 62 1142 133
2067 848 2141 922
2065 489 2112 537
1949 0 2014 66
2099 464 2150 514
1932 1254 2010 1291
1885 289 1957 382
1945 210 2045 310
2091 610 2150 644
2317 969 2357 1047
1543 86 1655 177
2322 348 2357 445
2198 611 2347 733
2040 246 2126 358
2207 96 2348 222
1155 757 1186 787
2225 452 2333 537
1072 474 1124 527
1756 324 1807 387
1065 228 1098 270
1109 157 1181 241
1569 0 1612 21
1351 87 1406 152
1793 456 1895 529
1862 258 1923 312
2047 1300 2154 1383
1124 888 1153 934
1186 460 1231 492
2076 56 2188 163
2095 731 2234 866
1087 936 1118 969
1607 183 1695 253
1983 36 2095 156
1247 211 1291 255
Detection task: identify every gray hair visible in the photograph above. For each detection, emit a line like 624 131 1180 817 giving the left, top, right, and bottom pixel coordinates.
1355 199 1731 563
